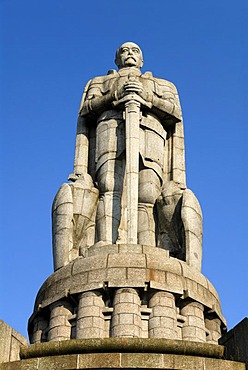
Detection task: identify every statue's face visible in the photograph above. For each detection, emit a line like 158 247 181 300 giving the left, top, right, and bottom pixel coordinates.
115 42 143 69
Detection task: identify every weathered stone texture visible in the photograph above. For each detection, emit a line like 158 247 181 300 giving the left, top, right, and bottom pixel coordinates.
0 321 27 363
0 352 245 370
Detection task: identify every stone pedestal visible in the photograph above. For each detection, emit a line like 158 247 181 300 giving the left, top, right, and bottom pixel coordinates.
28 244 226 344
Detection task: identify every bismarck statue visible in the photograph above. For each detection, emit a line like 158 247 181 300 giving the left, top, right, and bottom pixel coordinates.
28 43 226 349
52 42 202 271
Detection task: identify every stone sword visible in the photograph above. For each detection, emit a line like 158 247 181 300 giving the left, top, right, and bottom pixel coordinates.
113 89 152 244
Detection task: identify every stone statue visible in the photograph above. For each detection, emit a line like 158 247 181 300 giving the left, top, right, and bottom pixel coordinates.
29 43 226 348
52 42 202 271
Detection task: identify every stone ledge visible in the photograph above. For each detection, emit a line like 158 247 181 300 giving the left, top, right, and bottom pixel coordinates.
1 351 246 370
20 338 224 359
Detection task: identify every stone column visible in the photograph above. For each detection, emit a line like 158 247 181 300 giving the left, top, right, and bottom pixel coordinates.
47 301 72 341
111 288 142 337
31 316 48 344
76 291 105 339
205 317 221 344
180 301 206 342
148 291 178 339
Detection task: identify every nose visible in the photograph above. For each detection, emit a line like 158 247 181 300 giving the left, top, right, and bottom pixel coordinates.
128 48 134 55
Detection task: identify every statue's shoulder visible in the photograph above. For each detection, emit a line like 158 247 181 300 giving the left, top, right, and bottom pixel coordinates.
142 71 178 93
154 77 178 93
87 70 118 87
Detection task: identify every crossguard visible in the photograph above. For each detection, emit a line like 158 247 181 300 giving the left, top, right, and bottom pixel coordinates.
112 94 152 109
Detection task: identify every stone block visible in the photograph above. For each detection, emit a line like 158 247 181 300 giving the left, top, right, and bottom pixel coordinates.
118 244 143 254
146 268 166 284
78 353 120 368
152 306 175 319
78 292 95 305
0 358 39 369
149 317 161 329
157 292 175 307
164 354 205 369
204 357 246 370
160 317 176 328
121 352 164 368
49 316 67 328
78 327 103 338
184 278 199 299
77 317 93 328
106 267 126 281
107 253 146 268
142 245 169 257
88 244 118 257
72 255 108 275
55 277 72 295
39 354 78 369
117 291 136 303
165 272 184 293
77 306 101 318
70 273 88 290
92 317 105 328
0 321 11 363
88 269 107 283
127 267 147 282
188 315 206 328
146 254 181 274
119 314 135 325
113 302 140 314
0 321 27 364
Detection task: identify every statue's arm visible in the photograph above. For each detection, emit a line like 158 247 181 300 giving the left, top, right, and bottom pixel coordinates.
151 80 182 122
72 115 89 176
79 78 117 117
71 81 92 177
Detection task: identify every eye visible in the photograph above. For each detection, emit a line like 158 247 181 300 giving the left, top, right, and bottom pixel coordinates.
132 48 140 54
121 48 129 53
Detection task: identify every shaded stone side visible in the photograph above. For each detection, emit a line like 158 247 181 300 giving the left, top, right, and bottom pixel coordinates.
219 317 248 368
0 321 27 363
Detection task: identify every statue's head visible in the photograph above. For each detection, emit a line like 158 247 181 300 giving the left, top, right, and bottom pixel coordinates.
115 42 144 70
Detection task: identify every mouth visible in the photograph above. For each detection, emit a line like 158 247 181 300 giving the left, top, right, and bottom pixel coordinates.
125 56 136 64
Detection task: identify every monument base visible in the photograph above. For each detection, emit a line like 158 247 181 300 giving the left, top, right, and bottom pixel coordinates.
29 244 226 344
0 338 245 370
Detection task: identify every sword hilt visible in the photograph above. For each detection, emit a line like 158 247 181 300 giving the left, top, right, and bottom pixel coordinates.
112 94 152 109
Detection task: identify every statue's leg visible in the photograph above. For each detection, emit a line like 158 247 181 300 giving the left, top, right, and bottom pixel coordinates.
138 169 161 246
96 159 125 244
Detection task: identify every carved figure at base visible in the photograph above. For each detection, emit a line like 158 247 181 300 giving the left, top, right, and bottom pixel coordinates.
52 42 203 271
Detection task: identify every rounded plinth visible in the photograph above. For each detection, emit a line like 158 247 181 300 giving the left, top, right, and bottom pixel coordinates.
28 244 226 344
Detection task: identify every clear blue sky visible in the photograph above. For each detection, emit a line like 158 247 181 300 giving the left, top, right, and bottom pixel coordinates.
0 0 247 339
